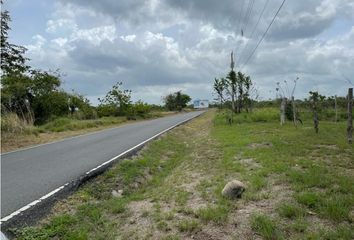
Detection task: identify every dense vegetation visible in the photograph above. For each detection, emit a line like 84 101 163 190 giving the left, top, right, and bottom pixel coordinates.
212 53 352 135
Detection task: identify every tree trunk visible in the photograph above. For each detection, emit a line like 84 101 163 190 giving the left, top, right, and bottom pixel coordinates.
334 95 337 123
292 96 297 127
231 92 236 113
314 110 319 133
348 88 353 144
280 98 286 125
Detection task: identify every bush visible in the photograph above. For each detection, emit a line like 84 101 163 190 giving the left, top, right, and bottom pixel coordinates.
72 107 98 120
126 101 151 119
285 102 293 121
32 91 70 124
96 104 118 117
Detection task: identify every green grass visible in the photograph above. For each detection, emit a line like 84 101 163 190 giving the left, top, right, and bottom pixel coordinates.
177 219 200 232
213 109 353 238
39 116 127 132
196 205 229 224
251 214 283 240
295 191 320 209
277 203 305 219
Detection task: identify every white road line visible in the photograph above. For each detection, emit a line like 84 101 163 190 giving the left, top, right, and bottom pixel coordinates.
0 184 68 223
0 112 201 224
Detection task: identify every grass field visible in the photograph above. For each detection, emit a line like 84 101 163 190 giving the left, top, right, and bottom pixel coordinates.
10 109 353 239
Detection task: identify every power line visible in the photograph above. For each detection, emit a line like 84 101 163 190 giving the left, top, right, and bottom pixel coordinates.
236 0 246 38
237 0 270 62
242 0 255 36
235 0 246 57
240 0 286 70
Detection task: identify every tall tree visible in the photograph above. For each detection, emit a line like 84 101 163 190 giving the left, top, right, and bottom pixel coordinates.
163 91 191 111
213 78 226 109
98 81 132 116
225 70 237 113
1 0 29 75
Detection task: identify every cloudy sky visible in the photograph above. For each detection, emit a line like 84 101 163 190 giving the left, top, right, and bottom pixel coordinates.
3 0 354 104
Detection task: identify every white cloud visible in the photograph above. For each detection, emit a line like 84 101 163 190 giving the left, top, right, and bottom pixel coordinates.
120 34 136 42
72 25 117 46
51 37 68 47
19 0 354 104
46 18 77 34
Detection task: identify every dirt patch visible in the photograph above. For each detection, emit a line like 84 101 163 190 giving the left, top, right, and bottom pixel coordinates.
248 142 273 149
239 158 261 170
121 200 163 239
315 144 339 150
192 224 244 240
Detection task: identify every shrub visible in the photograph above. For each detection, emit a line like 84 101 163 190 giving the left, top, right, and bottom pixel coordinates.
1 112 37 135
126 101 152 119
32 91 70 124
96 104 118 117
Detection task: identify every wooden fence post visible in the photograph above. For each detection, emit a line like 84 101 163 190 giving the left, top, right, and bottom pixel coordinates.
334 95 337 123
280 98 286 125
348 88 353 144
292 96 297 127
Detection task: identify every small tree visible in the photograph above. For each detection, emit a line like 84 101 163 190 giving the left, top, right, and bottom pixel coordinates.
213 78 226 109
32 91 70 124
98 81 132 116
68 90 96 119
239 72 252 113
309 91 326 133
1 1 29 75
276 77 300 125
127 100 151 119
163 91 191 111
225 70 238 113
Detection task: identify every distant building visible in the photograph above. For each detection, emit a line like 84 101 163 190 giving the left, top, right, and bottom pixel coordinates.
193 99 209 109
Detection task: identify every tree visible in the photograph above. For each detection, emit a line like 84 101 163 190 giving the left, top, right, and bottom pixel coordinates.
1 1 88 124
1 69 64 123
236 72 252 113
1 1 29 75
223 70 252 113
32 91 70 124
98 81 132 116
163 91 191 111
309 91 326 133
68 90 96 119
225 70 238 113
213 78 226 109
126 100 151 119
276 78 300 125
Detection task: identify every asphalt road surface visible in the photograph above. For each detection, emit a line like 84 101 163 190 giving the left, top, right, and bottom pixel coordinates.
1 111 203 218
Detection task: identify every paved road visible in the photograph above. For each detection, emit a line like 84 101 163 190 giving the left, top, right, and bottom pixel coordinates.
1 111 203 218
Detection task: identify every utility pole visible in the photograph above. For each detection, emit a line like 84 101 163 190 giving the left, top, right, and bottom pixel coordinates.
348 88 353 144
230 51 235 123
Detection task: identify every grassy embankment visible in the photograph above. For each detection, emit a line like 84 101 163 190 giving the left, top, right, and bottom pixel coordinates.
1 111 175 153
11 108 353 239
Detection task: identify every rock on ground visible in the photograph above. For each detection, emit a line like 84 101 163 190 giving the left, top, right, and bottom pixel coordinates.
112 189 123 198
